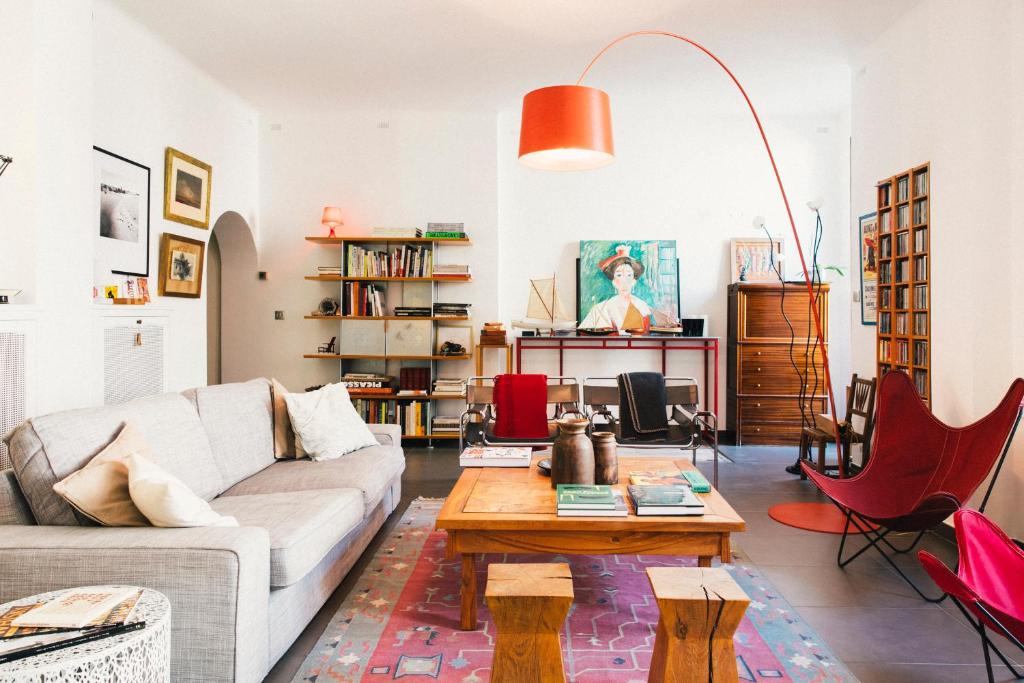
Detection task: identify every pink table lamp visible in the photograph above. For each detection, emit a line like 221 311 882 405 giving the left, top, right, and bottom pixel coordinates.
321 206 343 238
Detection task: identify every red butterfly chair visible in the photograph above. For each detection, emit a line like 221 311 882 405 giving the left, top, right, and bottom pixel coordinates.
919 509 1024 683
802 371 1024 601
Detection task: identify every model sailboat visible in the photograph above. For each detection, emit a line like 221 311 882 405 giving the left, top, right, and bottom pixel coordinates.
512 275 576 333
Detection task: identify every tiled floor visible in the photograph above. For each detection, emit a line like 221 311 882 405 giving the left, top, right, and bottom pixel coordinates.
265 445 1020 683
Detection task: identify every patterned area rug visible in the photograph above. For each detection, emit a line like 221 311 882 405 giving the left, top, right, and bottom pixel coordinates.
293 499 857 682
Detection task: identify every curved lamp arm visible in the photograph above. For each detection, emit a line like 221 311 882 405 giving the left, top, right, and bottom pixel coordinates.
577 30 841 455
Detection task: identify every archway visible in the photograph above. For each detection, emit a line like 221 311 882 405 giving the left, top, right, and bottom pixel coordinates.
207 211 257 385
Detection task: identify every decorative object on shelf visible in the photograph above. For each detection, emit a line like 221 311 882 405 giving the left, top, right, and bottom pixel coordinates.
858 212 878 325
94 147 150 277
577 240 680 333
317 337 336 354
591 431 618 485
511 274 576 333
730 237 784 283
0 154 12 178
321 206 343 238
163 147 211 229
0 289 21 304
157 233 205 298
550 418 595 488
317 297 339 316
435 323 472 356
516 30 840 452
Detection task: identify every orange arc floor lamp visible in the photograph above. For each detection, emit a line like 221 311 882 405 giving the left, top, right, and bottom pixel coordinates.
518 30 842 456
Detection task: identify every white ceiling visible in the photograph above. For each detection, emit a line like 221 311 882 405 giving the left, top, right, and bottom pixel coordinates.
112 0 918 115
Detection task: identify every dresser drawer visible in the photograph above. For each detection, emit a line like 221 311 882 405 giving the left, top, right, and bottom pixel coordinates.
739 343 825 365
737 288 828 342
739 362 826 395
739 421 802 445
739 397 826 423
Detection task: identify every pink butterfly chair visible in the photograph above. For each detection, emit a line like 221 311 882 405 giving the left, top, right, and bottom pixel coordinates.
919 509 1024 683
802 371 1024 601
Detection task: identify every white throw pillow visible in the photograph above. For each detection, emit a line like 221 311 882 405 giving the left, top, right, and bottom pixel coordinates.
283 383 377 461
124 453 238 528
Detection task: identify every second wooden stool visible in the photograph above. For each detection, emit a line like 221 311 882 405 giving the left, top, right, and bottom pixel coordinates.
485 563 573 683
646 566 750 683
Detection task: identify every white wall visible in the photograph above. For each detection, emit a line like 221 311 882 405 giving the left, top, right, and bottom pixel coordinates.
0 0 259 415
850 0 1024 535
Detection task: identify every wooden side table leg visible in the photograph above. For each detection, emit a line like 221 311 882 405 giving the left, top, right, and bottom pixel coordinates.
460 553 478 630
698 556 712 568
647 567 750 683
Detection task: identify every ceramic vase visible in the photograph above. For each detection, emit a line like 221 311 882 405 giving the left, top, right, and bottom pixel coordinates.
591 431 619 485
551 418 595 488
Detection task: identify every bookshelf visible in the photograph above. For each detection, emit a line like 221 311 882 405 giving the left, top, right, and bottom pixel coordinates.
306 234 472 443
876 162 930 404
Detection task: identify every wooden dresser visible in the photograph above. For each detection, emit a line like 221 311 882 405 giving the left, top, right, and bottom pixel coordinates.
727 283 829 445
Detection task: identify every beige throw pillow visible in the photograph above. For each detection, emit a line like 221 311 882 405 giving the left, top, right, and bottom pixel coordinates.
271 378 303 458
52 423 150 526
125 453 238 528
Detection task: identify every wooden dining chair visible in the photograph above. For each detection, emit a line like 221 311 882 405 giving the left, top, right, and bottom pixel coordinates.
798 373 876 478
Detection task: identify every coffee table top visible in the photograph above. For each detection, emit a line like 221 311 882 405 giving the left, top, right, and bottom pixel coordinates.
436 455 745 533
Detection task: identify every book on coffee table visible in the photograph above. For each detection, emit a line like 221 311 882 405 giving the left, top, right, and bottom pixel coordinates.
557 491 628 517
627 485 706 516
459 446 532 468
628 469 691 487
10 587 140 629
556 484 616 509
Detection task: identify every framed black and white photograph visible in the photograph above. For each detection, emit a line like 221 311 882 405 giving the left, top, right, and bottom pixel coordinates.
94 146 150 276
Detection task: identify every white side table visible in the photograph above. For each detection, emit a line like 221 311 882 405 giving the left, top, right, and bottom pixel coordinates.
0 586 170 683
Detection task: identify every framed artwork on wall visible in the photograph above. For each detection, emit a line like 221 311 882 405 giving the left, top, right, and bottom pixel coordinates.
158 232 205 298
859 212 878 325
94 146 150 276
730 237 784 283
163 147 212 228
576 240 680 333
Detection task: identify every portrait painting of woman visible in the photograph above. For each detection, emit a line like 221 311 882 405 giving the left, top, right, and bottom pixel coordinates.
577 240 680 333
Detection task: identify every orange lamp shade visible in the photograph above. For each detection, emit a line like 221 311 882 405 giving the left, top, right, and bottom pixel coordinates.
321 206 343 237
518 85 615 171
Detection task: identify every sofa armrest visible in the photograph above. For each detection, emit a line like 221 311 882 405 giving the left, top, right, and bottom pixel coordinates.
368 423 402 447
0 525 270 682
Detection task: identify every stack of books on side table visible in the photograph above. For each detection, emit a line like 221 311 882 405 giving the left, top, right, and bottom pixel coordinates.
556 484 628 517
479 322 507 345
459 446 532 467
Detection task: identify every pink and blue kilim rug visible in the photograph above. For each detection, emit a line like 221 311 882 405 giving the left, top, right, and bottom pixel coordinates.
293 498 857 682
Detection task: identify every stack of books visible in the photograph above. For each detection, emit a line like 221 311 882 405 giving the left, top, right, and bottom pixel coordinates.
431 416 461 434
394 306 432 317
626 485 705 516
372 227 423 238
399 367 431 393
432 377 467 398
479 322 507 345
556 484 628 517
341 373 393 395
425 222 465 240
459 446 531 467
342 282 385 316
347 244 432 278
433 264 471 280
317 265 342 276
433 302 470 318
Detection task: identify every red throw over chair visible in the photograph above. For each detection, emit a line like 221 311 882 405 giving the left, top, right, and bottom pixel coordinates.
919 510 1024 683
802 371 1024 601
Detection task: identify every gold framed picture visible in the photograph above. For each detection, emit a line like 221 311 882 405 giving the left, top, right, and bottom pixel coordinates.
163 147 211 228
158 233 205 298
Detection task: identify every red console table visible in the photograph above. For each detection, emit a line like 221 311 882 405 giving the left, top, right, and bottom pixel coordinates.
515 335 719 416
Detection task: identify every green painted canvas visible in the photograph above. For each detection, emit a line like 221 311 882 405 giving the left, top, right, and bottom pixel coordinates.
578 240 679 332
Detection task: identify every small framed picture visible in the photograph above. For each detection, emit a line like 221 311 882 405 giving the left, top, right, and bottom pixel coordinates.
158 233 205 298
730 237 784 283
163 147 212 228
94 146 150 276
435 324 472 356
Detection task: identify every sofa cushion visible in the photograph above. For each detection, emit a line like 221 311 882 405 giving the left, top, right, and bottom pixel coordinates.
0 470 33 525
210 489 363 587
187 379 275 489
6 393 224 525
220 444 404 514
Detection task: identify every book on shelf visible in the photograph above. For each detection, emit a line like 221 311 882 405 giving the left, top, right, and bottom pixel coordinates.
393 307 432 317
342 282 386 316
432 378 467 397
433 302 470 317
897 204 909 229
432 265 471 279
913 313 928 336
425 232 466 239
914 227 928 251
371 227 423 238
347 244 433 278
627 485 705 516
10 587 140 630
897 176 909 202
880 211 892 232
431 416 461 433
914 171 928 196
399 367 431 392
396 389 429 397
878 183 891 206
556 484 616 509
459 446 532 468
913 284 928 309
557 491 628 517
317 266 342 273
426 222 465 232
913 200 928 225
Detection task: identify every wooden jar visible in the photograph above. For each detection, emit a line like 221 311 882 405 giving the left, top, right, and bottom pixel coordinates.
551 418 595 488
591 432 619 485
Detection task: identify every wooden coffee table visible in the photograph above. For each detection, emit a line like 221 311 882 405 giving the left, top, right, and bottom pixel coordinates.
436 455 746 630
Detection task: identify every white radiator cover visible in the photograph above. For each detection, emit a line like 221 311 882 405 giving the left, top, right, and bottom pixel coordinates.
0 330 27 470
103 321 165 405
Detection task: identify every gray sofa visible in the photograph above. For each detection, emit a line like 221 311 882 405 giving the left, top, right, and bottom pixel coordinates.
0 378 405 682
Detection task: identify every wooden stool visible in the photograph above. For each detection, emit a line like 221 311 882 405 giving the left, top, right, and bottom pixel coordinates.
485 563 573 683
646 567 750 683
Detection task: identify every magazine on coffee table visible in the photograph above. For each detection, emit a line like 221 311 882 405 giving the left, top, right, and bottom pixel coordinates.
459 446 532 467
